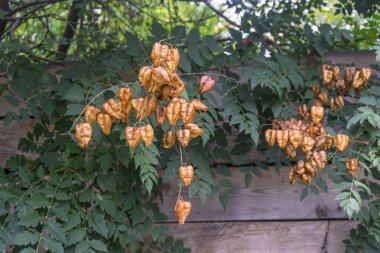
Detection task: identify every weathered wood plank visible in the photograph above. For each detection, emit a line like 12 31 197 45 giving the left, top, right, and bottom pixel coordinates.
167 220 357 253
0 120 35 166
160 167 345 222
324 50 378 68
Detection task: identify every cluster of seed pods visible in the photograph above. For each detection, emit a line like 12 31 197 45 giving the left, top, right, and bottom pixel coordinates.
73 42 216 224
265 64 371 185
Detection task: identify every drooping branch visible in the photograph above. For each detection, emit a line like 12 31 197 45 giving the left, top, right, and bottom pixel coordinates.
9 0 68 15
56 1 82 60
0 0 10 37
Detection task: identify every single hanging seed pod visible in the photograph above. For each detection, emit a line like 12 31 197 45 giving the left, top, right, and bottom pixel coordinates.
125 126 141 148
310 105 324 124
311 85 321 98
265 129 277 146
102 99 122 119
289 129 303 149
166 98 182 125
181 102 195 125
174 198 192 225
301 135 315 153
345 158 359 176
179 165 194 187
191 99 208 111
335 96 345 109
297 104 309 120
140 124 154 147
334 133 349 152
84 105 100 124
117 88 132 102
185 123 204 139
162 131 175 148
138 66 152 89
131 98 145 121
276 129 289 149
151 42 169 67
176 128 191 147
120 101 132 123
318 92 328 104
199 75 215 94
75 123 92 148
144 95 158 117
155 106 166 127
97 113 112 135
332 65 340 82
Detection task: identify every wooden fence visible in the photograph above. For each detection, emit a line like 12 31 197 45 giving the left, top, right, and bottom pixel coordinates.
0 50 378 252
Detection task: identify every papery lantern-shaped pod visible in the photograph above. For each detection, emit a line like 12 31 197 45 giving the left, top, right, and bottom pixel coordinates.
174 198 192 224
176 128 191 147
352 71 366 89
310 105 324 124
295 160 305 175
125 126 141 148
297 104 309 120
301 135 315 153
312 85 321 98
185 123 204 139
155 106 166 127
265 129 277 146
318 92 328 104
181 102 195 125
308 122 322 138
336 80 346 95
191 99 208 111
163 131 176 148
322 64 333 89
102 98 122 120
344 66 356 87
313 150 327 169
138 66 152 89
305 162 318 177
131 98 146 121
289 167 297 184
151 42 169 67
97 113 112 135
335 96 344 109
199 75 215 94
146 80 163 94
84 105 100 124
75 123 92 148
361 68 371 81
283 144 296 159
276 129 289 149
171 81 185 98
330 97 336 112
301 173 312 186
179 165 194 187
144 95 158 118
152 66 171 85
166 71 185 88
117 88 132 102
345 158 359 176
140 124 154 147
163 47 180 73
166 98 182 126
156 85 172 101
289 129 303 149
333 65 340 82
120 101 132 123
334 133 349 152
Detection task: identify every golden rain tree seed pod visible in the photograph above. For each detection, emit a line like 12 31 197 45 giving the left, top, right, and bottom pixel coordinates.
345 158 359 177
163 131 176 148
344 66 356 87
181 102 195 125
152 66 171 85
117 88 132 102
334 133 349 152
199 75 216 94
289 129 303 149
145 80 162 94
97 113 112 135
305 162 318 177
179 165 194 187
311 85 321 98
166 98 182 126
301 173 312 186
313 150 327 169
185 123 204 139
333 65 340 82
191 99 208 111
156 85 172 101
335 96 344 109
155 106 166 127
352 71 366 89
151 42 169 67
138 66 153 89
174 198 192 225
284 144 296 159
276 129 289 149
301 135 315 153
336 80 346 94
75 123 92 148
289 167 297 184
131 98 145 121
140 124 154 147
330 98 336 112
176 128 191 147
361 68 371 81
310 105 324 124
84 105 100 124
102 98 122 120
164 47 180 73
144 95 158 118
265 129 277 146
120 101 132 123
318 92 328 104
125 126 141 148
322 64 333 89
295 160 305 175
297 104 309 120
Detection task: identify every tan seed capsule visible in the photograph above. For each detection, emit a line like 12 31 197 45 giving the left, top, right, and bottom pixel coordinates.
199 75 215 94
174 198 191 225
125 126 141 148
84 105 100 124
334 133 349 152
97 113 112 135
185 123 204 139
176 128 191 147
75 123 92 148
163 131 175 148
179 165 194 187
140 124 154 147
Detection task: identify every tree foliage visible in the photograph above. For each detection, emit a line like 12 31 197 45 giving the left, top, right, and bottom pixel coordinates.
0 0 379 252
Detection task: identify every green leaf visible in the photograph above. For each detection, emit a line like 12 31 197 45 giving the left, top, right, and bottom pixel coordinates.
13 231 39 245
75 240 90 253
219 192 228 210
43 237 64 253
145 178 154 195
65 104 84 116
90 240 107 252
66 228 86 246
315 177 328 192
300 187 309 202
47 223 66 244
18 212 42 227
353 180 371 195
352 190 362 206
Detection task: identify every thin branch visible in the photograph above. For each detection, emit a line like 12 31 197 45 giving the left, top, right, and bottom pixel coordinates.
9 0 68 15
0 0 10 37
200 0 240 28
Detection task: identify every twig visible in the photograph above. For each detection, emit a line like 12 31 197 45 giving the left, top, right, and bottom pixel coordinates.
200 0 240 28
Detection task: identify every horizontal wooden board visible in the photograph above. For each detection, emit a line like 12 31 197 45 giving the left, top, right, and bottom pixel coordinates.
160 167 346 222
167 220 357 253
0 120 35 167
